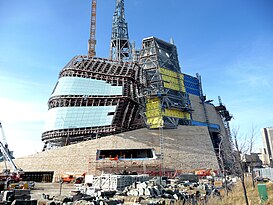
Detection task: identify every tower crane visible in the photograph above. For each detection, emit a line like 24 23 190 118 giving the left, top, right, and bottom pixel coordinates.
88 0 97 57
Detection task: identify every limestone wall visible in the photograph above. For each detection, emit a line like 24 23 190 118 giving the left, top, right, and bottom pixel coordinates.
189 94 207 123
189 94 227 135
0 126 219 179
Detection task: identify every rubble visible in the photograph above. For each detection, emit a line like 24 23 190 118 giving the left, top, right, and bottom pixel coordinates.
32 174 232 205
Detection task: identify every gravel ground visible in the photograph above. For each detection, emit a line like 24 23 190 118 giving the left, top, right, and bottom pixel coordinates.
30 182 75 200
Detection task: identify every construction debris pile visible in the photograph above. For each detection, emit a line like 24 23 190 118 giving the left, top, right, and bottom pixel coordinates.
33 174 233 205
0 189 34 205
79 174 150 192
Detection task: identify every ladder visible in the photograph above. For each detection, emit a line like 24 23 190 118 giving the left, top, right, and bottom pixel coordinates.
159 126 165 176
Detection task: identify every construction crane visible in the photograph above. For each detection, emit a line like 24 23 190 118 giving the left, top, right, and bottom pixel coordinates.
0 122 22 174
0 142 18 173
88 0 97 57
0 122 8 148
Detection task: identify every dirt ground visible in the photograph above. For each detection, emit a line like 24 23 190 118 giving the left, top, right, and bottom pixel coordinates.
30 182 75 200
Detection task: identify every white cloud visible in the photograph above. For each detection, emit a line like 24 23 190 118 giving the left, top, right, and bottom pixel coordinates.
0 74 49 158
3 123 44 158
225 61 272 89
0 98 46 123
0 98 47 157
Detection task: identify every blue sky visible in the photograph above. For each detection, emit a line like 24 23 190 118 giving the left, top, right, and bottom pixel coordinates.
0 0 272 157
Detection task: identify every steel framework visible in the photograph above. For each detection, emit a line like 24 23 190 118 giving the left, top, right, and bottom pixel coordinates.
109 0 132 61
215 96 234 170
139 37 192 129
42 56 145 148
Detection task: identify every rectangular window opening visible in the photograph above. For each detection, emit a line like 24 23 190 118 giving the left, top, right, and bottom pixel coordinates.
96 148 156 160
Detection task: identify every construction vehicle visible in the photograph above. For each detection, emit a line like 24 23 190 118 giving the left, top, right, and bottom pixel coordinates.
0 122 24 190
61 174 75 183
0 122 35 205
61 173 85 184
195 169 217 177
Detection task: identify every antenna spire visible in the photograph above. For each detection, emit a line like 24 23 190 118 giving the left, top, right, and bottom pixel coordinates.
109 0 132 61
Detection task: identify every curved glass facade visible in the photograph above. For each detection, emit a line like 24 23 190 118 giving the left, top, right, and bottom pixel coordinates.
42 57 144 148
51 77 123 97
43 106 117 132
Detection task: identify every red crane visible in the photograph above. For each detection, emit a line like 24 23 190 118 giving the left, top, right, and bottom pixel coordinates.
88 0 97 57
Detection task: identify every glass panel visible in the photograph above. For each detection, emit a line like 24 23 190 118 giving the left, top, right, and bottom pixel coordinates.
51 77 123 97
43 106 117 132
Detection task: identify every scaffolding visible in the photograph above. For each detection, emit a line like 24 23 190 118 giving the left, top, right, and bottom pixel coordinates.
109 0 132 62
215 96 234 171
139 37 192 129
88 158 177 177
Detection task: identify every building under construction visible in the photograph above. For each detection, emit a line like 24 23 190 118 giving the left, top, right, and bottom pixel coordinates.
1 0 234 178
42 56 145 148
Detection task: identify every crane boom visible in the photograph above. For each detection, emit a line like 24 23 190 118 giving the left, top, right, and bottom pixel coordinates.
0 121 20 173
0 141 18 172
0 122 8 147
88 0 97 57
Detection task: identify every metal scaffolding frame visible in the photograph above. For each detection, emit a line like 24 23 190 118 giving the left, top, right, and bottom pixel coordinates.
109 0 132 62
89 159 164 176
139 37 192 129
215 96 234 171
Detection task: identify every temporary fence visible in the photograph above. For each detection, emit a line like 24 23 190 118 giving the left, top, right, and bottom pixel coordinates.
254 167 273 180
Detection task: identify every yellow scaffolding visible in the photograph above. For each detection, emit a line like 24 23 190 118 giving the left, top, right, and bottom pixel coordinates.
145 68 191 128
159 67 186 92
163 109 191 120
146 98 163 128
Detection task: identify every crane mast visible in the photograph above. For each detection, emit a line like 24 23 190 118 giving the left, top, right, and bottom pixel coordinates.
88 0 97 57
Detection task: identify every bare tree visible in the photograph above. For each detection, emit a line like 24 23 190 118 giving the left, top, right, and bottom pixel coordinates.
231 127 249 205
218 133 230 196
248 125 258 189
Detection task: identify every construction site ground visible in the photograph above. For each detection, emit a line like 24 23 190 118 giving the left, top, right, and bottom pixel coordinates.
30 182 74 200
